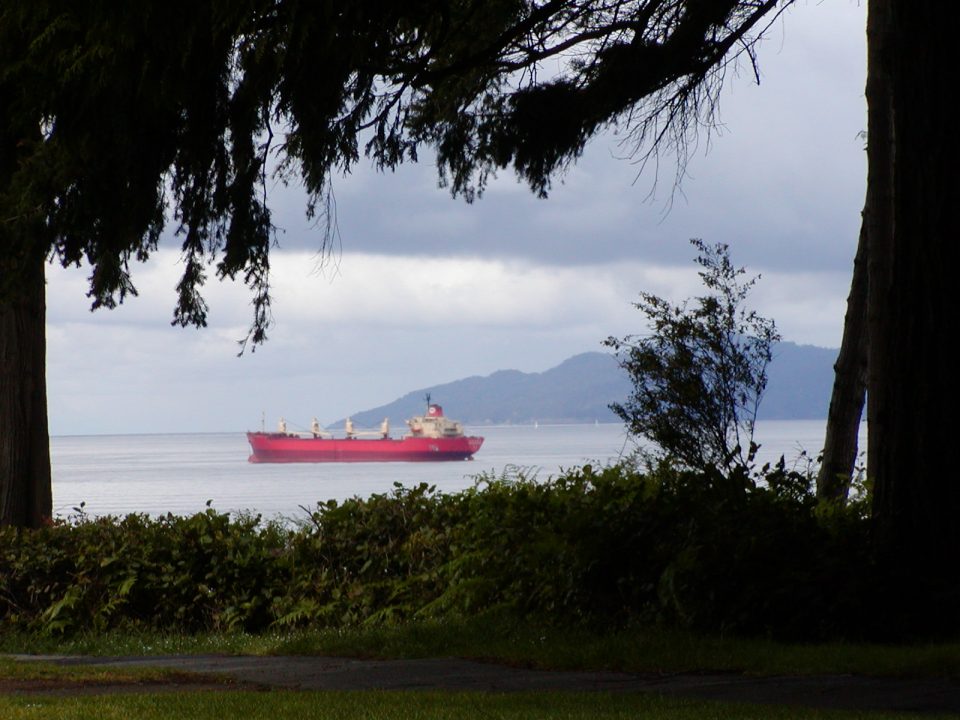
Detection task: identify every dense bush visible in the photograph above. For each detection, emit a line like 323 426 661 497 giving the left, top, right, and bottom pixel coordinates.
278 483 463 626
0 506 291 634
0 465 880 639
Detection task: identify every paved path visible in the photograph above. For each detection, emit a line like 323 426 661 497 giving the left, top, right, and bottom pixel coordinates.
8 653 960 714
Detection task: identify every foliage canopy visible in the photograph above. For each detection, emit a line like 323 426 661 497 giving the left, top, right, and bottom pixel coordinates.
0 0 789 344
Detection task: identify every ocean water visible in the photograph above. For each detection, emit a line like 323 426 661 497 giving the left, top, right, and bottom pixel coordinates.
50 420 864 521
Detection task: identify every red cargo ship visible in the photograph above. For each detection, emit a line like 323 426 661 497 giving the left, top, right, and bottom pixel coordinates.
247 403 483 463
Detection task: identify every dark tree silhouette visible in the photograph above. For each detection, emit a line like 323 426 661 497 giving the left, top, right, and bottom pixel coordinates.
1 0 786 527
863 1 960 589
9 0 953 586
817 217 867 503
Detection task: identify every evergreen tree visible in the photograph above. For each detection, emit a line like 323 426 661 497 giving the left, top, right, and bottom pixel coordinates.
0 0 784 526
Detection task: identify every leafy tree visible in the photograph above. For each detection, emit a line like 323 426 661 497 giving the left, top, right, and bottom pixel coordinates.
5 0 955 589
605 240 779 474
0 0 786 527
2 0 563 525
401 0 960 592
2 1 285 526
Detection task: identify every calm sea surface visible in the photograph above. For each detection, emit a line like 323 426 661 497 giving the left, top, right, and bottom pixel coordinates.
50 420 865 521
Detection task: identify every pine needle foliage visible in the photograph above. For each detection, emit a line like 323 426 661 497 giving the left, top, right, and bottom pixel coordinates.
2 1 790 345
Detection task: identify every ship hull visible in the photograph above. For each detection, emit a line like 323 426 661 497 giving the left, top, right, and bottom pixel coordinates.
246 432 484 463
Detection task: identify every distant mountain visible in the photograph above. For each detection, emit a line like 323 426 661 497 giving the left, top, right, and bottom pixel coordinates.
761 342 837 419
339 342 838 428
339 353 630 427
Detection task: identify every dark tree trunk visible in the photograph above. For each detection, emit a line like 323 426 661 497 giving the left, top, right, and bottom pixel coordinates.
868 0 960 591
817 213 868 503
0 254 53 527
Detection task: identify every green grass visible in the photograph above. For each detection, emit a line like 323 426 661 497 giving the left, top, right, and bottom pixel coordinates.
0 657 216 686
4 614 960 680
0 690 940 720
3 617 957 720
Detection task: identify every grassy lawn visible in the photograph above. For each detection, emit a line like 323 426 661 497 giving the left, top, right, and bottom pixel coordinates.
4 615 960 680
3 617 958 719
0 656 222 686
0 690 941 720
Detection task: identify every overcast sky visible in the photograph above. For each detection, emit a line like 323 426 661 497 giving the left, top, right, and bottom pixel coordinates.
45 1 867 436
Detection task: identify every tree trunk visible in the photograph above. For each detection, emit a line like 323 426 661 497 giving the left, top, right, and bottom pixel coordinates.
0 254 53 527
817 213 868 503
868 0 960 591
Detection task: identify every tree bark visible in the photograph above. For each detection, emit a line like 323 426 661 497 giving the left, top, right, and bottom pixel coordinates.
0 254 53 527
817 213 868 503
868 0 960 587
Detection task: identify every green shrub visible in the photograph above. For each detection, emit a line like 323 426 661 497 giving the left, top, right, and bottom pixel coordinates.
0 465 883 640
277 482 461 626
0 507 291 635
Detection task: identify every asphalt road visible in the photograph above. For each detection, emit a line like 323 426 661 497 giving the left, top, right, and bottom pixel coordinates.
6 653 960 714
